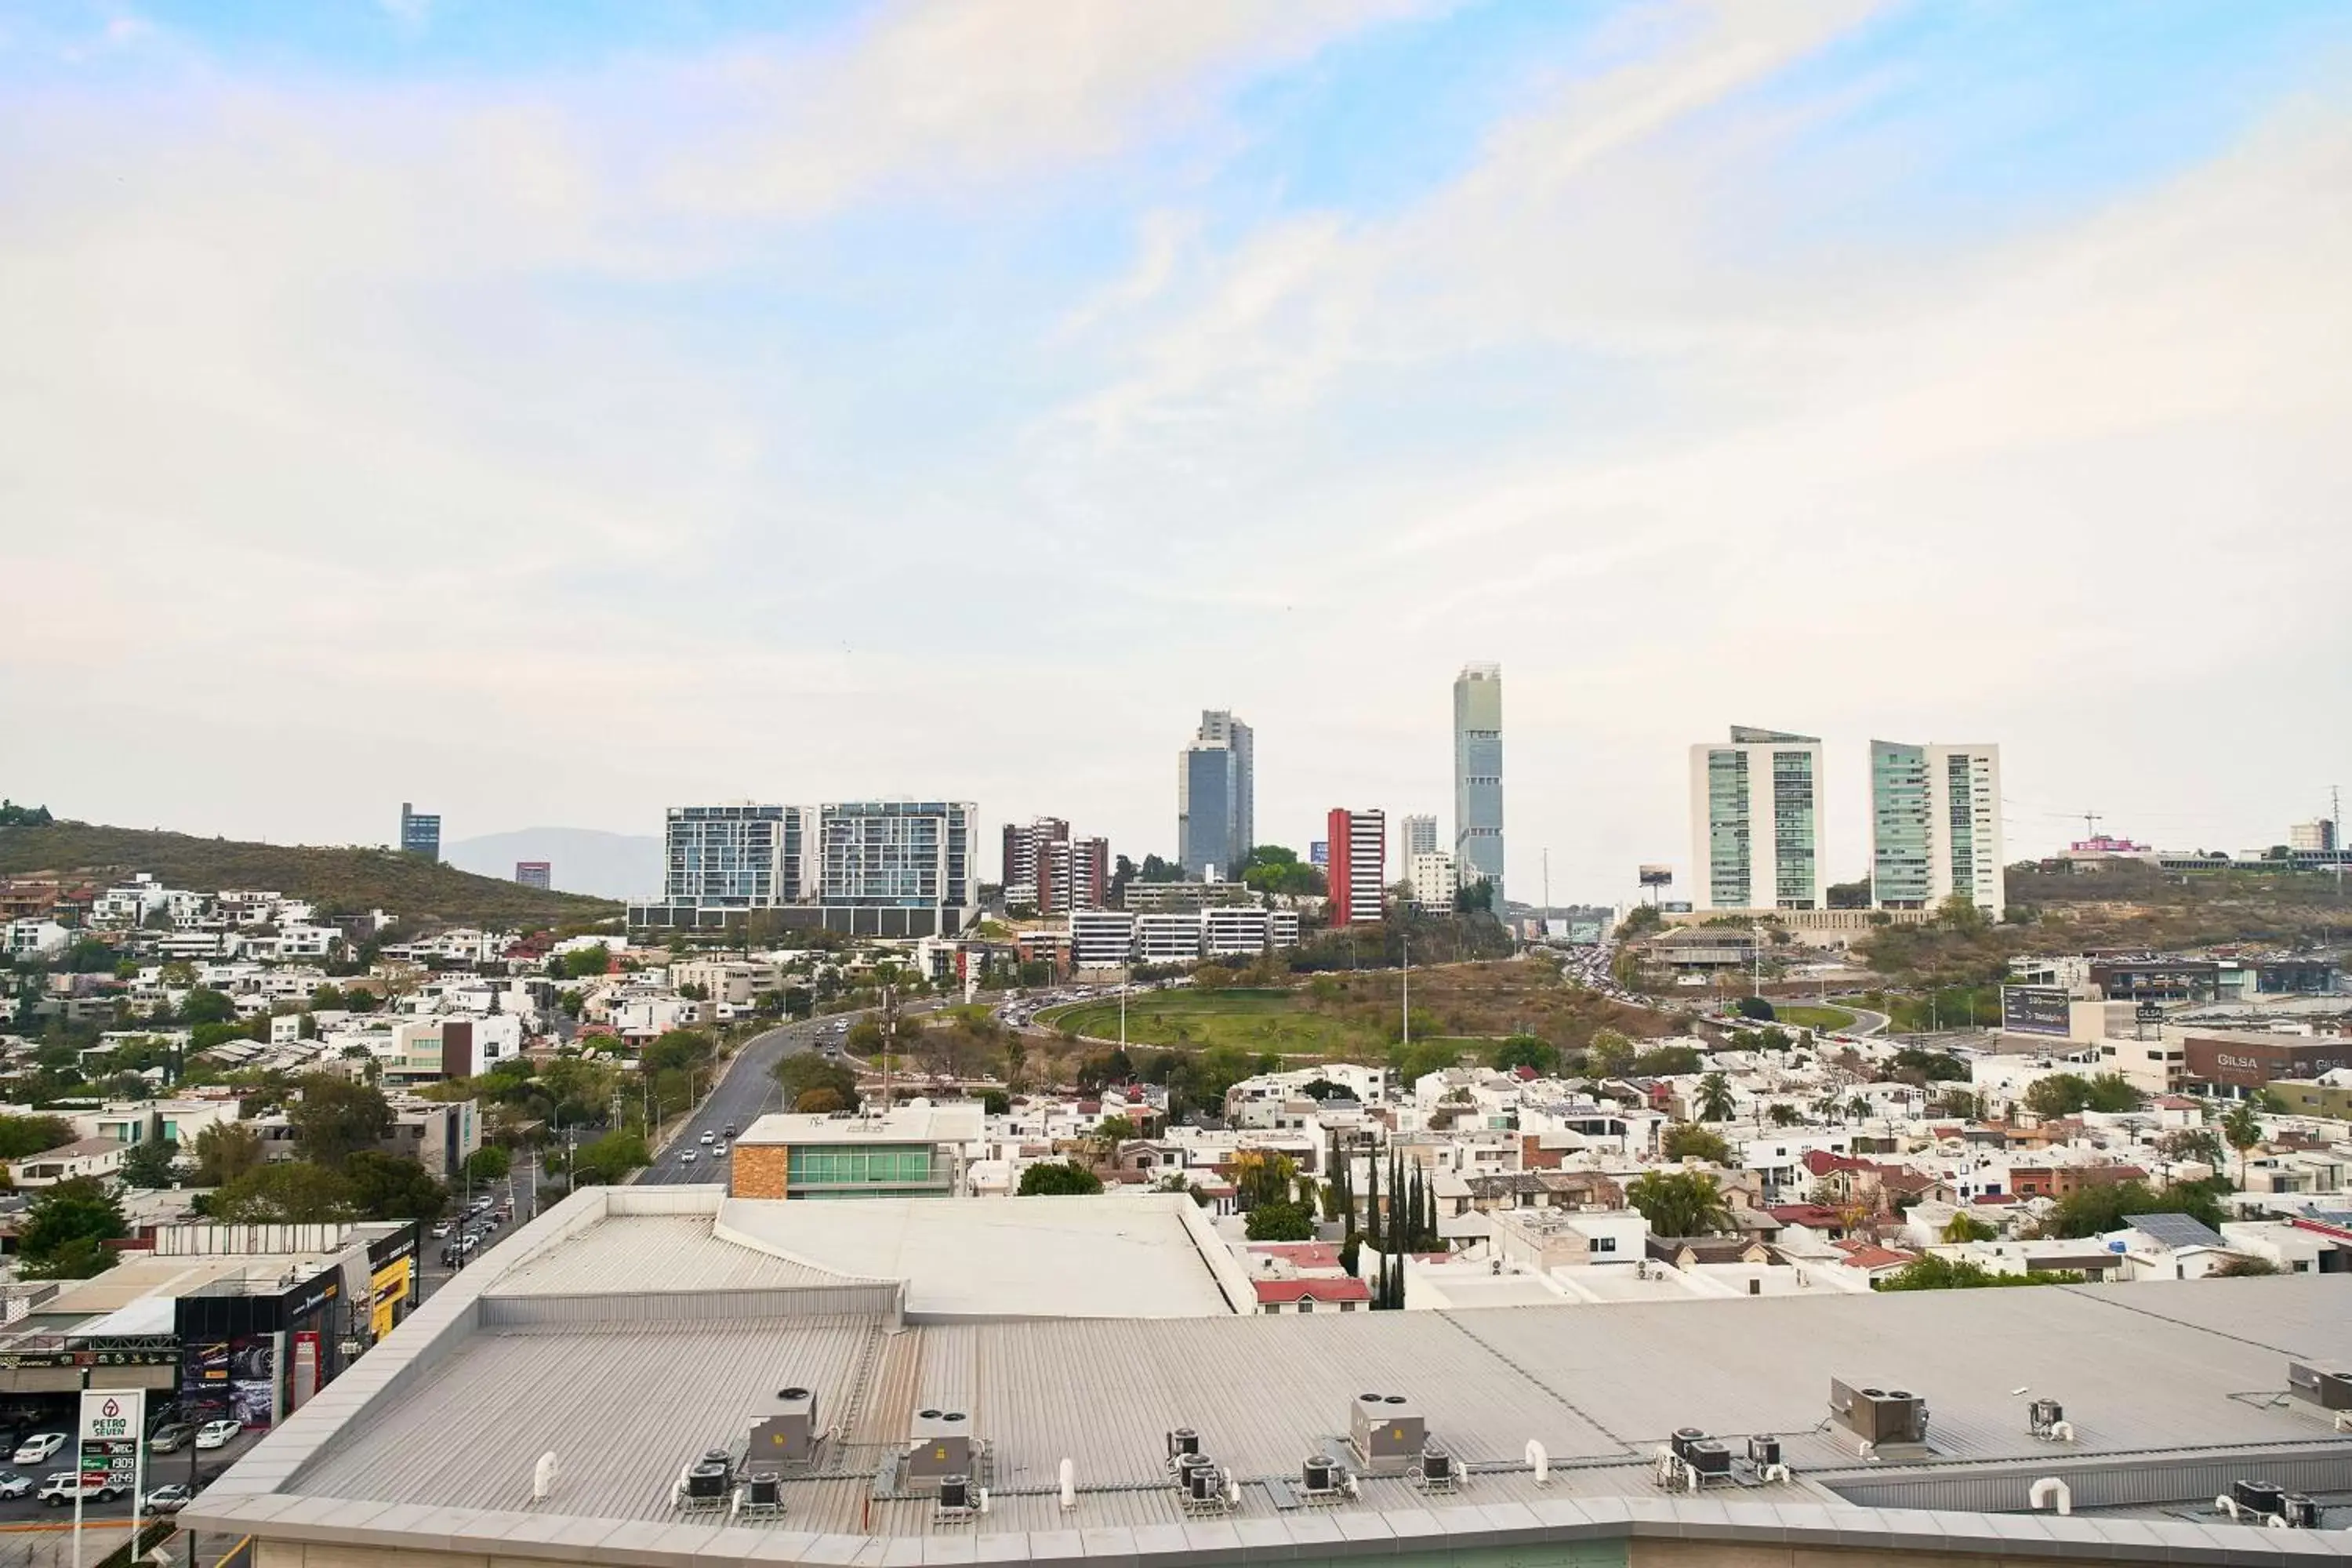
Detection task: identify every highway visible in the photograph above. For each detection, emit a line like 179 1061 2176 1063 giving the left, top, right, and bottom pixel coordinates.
633 1014 838 1186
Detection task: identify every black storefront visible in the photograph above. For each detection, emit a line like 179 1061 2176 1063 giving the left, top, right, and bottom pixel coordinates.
174 1264 350 1429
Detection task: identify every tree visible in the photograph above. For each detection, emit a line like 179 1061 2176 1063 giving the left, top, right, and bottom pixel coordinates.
1585 1029 1636 1079
570 1131 651 1185
463 1146 512 1183
1941 1212 1998 1243
1766 1103 1804 1127
1661 1123 1734 1164
1489 1035 1557 1075
1625 1171 1732 1236
558 946 612 979
1632 1044 1703 1076
19 1178 127 1279
2039 1178 2227 1239
1876 1256 2077 1291
289 1076 393 1170
1093 1115 1138 1157
1244 1201 1316 1241
118 1138 180 1189
1018 1160 1103 1196
209 1162 358 1224
1695 1073 1736 1123
2220 1101 2263 1188
344 1152 448 1221
980 1090 1010 1116
1890 1047 1969 1083
2155 1127 2224 1171
776 1054 860 1112
0 1115 75 1160
1232 1149 1298 1212
641 1029 716 1075
2212 1254 2279 1277
1388 1037 1457 1091
180 988 238 1026
191 1121 264 1186
1732 996 1776 1022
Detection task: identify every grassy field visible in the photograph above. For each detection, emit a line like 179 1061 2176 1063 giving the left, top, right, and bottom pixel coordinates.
0 822 618 931
1040 989 1389 1057
1772 1003 1857 1031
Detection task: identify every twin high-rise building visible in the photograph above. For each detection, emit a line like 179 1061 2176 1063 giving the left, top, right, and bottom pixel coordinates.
1001 816 1109 913
1684 728 2004 917
1689 727 1824 910
1177 709 1254 879
1870 741 2004 916
398 802 441 862
1452 664 1504 902
638 800 975 936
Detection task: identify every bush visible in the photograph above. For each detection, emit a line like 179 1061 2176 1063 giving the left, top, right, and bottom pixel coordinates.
1732 996 1776 1021
1017 1160 1102 1196
1243 1202 1316 1242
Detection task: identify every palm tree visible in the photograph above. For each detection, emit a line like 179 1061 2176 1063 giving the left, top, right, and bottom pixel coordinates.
1846 1094 1871 1123
1696 1073 1736 1123
2220 1101 2263 1189
1626 1171 1733 1236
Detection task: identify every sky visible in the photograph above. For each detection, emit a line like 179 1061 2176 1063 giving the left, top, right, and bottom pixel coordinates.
4 0 2350 904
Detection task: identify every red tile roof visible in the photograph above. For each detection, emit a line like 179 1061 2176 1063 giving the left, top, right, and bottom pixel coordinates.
1246 1243 1343 1270
1251 1277 1371 1305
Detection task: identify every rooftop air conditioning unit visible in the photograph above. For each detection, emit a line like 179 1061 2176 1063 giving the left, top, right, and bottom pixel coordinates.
748 1386 820 1468
1349 1393 1425 1465
1670 1428 1730 1478
2286 1359 2352 1412
1829 1380 1928 1445
907 1410 973 1480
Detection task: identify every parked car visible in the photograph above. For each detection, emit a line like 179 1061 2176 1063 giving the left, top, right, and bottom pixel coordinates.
430 1221 452 1239
0 1472 28 1499
194 1420 241 1451
144 1483 195 1513
149 1423 194 1454
11 1433 64 1466
39 1475 124 1507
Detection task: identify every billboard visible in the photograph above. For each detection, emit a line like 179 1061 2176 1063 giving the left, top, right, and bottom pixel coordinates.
1638 865 1674 887
2000 985 2072 1037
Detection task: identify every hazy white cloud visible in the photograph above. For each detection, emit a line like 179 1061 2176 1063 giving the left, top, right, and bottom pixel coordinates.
2 0 2347 895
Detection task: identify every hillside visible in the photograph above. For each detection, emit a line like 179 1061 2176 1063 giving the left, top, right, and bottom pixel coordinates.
0 822 619 931
444 826 660 899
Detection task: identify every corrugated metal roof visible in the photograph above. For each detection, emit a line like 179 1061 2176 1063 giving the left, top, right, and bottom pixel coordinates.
487 1216 869 1297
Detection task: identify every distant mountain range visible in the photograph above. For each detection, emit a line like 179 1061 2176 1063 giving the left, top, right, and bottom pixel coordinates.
444 828 661 901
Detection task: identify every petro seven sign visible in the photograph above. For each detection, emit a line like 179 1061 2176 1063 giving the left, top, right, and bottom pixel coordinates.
78 1387 143 1488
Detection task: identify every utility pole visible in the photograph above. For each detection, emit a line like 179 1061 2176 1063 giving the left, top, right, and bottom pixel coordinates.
1401 935 1410 1046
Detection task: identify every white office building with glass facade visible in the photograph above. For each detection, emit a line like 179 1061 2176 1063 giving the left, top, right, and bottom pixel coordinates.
1687 726 1823 911
663 802 811 909
1871 741 2004 917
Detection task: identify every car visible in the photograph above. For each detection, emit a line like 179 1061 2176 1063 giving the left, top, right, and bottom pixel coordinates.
39 1475 123 1507
11 1433 64 1466
143 1483 195 1514
148 1423 194 1454
680 1150 697 1164
430 1221 452 1239
194 1420 241 1451
459 1235 479 1254
699 1131 715 1145
723 1124 737 1138
0 1472 27 1500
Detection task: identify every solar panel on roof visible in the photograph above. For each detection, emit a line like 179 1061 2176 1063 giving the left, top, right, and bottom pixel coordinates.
2124 1212 2226 1250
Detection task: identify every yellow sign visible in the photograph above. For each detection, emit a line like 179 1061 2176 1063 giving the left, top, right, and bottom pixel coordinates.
370 1258 413 1341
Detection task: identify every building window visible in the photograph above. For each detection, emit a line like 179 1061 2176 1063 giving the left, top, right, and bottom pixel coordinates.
1297 1299 1315 1313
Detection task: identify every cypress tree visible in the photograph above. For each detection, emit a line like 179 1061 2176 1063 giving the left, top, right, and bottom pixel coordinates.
1364 1148 1381 1252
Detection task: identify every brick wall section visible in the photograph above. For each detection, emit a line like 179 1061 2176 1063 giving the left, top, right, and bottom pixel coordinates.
731 1144 789 1199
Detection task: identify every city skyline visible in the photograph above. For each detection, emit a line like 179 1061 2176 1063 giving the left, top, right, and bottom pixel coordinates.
8 3 2350 901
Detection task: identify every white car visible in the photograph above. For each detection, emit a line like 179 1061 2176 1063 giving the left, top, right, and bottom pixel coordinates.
38 1475 124 1507
10 1433 63 1466
699 1131 716 1145
194 1420 241 1451
144 1483 195 1513
0 1472 28 1499
680 1150 697 1165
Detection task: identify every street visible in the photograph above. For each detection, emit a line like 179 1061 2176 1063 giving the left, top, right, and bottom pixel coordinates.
416 1149 541 1298
633 1014 833 1186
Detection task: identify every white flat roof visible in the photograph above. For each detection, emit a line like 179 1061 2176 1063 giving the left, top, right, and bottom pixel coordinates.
739 1104 983 1146
717 1193 1231 1317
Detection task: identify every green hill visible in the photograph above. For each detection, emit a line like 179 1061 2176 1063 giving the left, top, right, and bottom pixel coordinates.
0 822 618 931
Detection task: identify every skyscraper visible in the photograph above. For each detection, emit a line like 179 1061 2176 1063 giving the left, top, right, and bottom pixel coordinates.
1001 817 1069 905
1688 727 1823 910
399 803 441 862
1326 808 1387 925
1401 813 1439 858
1177 710 1252 877
818 800 977 931
514 861 552 890
665 804 808 908
1871 742 2004 916
1452 665 1504 902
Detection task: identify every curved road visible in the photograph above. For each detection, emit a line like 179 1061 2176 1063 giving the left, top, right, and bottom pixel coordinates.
633 1015 833 1186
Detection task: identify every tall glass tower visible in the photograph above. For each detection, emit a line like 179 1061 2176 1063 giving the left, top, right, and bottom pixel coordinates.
1687 727 1821 910
1178 710 1252 878
1452 664 1504 902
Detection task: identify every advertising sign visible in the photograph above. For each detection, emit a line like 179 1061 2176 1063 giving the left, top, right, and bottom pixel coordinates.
1638 865 1674 887
370 1255 413 1342
2000 985 2072 1037
78 1388 143 1488
229 1336 277 1428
